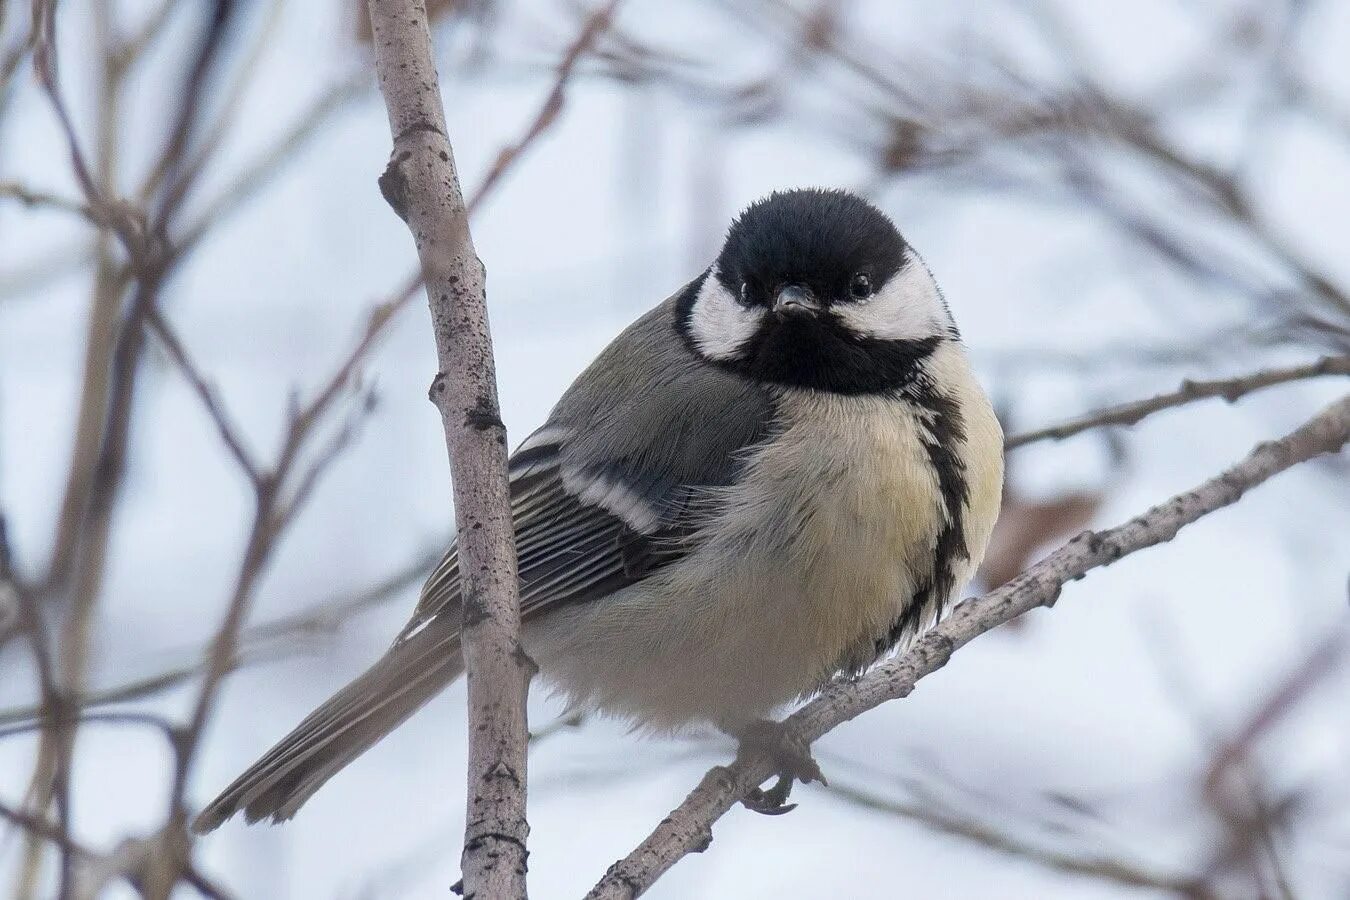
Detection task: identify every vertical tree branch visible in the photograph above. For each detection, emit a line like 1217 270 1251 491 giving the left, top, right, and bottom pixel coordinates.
365 1 531 896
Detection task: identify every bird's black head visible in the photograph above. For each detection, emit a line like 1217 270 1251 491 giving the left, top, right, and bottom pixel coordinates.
676 189 954 394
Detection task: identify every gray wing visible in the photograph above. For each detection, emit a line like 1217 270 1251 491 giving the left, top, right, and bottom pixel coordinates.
401 287 773 641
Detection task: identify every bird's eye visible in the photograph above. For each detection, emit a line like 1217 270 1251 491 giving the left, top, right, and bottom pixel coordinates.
848 273 873 300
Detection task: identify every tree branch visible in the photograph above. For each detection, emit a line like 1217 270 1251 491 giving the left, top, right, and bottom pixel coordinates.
145 309 260 481
822 779 1209 897
586 394 1350 899
468 0 622 216
1006 355 1350 449
365 0 532 895
0 181 92 218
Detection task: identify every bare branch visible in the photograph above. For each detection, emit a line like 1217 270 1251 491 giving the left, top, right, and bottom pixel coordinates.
0 181 93 218
145 309 261 481
0 797 93 865
161 306 390 832
823 779 1209 897
5 562 76 898
469 0 623 216
587 395 1350 899
0 709 180 744
142 0 246 228
0 536 444 729
365 0 541 891
112 0 180 73
1006 356 1350 449
137 0 287 209
1203 625 1348 799
175 70 369 257
30 0 103 212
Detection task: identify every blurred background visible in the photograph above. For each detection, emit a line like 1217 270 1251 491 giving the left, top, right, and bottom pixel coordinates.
2 0 1349 897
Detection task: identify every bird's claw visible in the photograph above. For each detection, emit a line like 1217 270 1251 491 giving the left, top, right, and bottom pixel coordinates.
735 720 827 816
742 775 798 815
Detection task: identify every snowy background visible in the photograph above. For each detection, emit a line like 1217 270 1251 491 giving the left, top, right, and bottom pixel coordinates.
2 0 1348 897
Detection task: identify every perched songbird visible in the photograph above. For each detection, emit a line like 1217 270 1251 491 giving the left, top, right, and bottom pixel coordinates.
195 188 1004 830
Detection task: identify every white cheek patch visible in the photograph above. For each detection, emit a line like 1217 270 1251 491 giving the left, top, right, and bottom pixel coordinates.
833 257 951 341
688 270 764 361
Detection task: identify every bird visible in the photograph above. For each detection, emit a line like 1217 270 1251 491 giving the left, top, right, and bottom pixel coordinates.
194 187 1004 831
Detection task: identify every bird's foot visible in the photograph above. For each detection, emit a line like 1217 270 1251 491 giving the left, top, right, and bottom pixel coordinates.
743 775 796 815
735 719 827 816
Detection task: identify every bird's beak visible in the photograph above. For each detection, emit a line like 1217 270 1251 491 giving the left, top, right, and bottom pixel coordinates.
774 284 818 316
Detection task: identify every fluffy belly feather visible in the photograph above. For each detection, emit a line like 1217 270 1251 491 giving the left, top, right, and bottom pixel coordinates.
529 372 1001 730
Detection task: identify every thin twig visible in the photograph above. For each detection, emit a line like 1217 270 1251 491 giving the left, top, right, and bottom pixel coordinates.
141 0 287 210
165 320 386 824
0 537 444 729
7 549 75 899
1006 356 1350 449
175 70 369 257
144 0 244 229
1203 625 1349 799
112 0 180 73
824 780 1209 897
0 181 93 218
468 0 623 216
182 866 236 900
0 709 180 744
145 309 261 481
0 798 95 864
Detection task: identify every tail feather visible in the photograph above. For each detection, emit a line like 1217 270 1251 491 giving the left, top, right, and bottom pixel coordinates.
192 620 462 832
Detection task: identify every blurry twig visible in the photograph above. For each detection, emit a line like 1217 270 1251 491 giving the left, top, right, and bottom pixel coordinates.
1006 356 1350 449
176 69 369 256
113 0 180 72
1192 623 1348 896
1204 627 1348 797
0 182 92 218
5 0 617 895
17 0 240 889
165 313 385 815
141 0 246 228
244 537 446 644
468 0 624 216
145 309 260 480
5 536 74 896
1 795 235 900
0 31 33 120
0 710 179 744
137 0 286 208
824 779 1210 897
0 797 94 878
0 537 445 728
0 801 75 858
